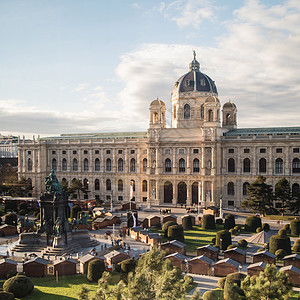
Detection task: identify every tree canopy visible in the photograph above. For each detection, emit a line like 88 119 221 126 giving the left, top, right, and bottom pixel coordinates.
275 178 292 216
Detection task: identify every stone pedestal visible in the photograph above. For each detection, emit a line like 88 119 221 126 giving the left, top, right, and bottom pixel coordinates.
52 236 65 248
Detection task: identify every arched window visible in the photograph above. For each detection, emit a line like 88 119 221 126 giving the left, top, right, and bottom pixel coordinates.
73 158 78 171
106 158 111 172
83 178 89 189
130 158 136 172
179 158 185 172
143 158 147 172
106 179 111 191
95 179 100 191
200 104 204 119
226 113 231 124
173 106 176 119
208 109 213 122
228 158 235 173
28 158 32 171
62 158 67 171
292 158 300 173
243 182 250 196
275 158 283 174
52 158 57 170
83 158 89 171
118 158 124 172
193 158 200 172
142 180 147 192
292 183 300 198
165 158 171 172
227 182 235 195
184 104 190 119
95 158 100 171
259 158 267 173
118 179 123 191
243 158 250 173
153 112 158 123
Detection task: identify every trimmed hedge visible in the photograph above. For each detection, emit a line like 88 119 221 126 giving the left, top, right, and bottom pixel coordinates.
278 229 287 236
229 228 237 235
234 225 241 232
269 234 291 255
216 230 231 250
283 224 291 234
3 275 34 298
216 218 223 225
162 221 177 238
224 214 235 230
227 244 236 250
256 227 262 233
120 259 136 274
167 225 184 243
202 214 216 230
290 219 300 236
224 272 247 300
203 289 224 300
275 249 287 260
292 239 300 253
218 277 226 289
87 259 106 282
238 239 248 248
0 291 15 300
182 216 193 230
245 216 262 232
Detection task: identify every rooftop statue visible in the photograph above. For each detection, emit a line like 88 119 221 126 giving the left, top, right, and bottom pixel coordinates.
45 169 63 195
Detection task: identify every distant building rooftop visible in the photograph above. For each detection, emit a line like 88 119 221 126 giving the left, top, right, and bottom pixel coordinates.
225 126 300 136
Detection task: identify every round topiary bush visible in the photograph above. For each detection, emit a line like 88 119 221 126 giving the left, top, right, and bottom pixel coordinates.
218 277 226 289
234 225 241 232
183 275 193 284
167 225 184 243
120 259 136 274
238 239 248 248
182 216 193 230
211 237 216 244
290 219 300 236
229 228 237 235
0 291 15 300
224 214 235 230
4 213 17 226
216 218 223 225
245 216 262 232
3 275 34 298
257 248 265 253
202 214 216 230
6 270 17 279
292 239 300 253
275 249 287 260
227 244 236 250
224 272 247 300
162 221 177 238
256 227 262 233
216 230 231 250
262 223 270 232
283 224 291 234
87 259 106 282
278 229 287 236
203 290 224 300
269 234 291 255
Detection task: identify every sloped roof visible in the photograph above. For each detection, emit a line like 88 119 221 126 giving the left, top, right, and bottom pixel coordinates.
78 254 103 264
0 258 18 265
53 258 77 265
253 250 276 259
24 257 49 265
280 265 300 273
189 255 214 265
247 262 267 269
104 250 128 260
165 252 187 261
161 240 186 248
224 247 246 255
197 244 219 253
283 254 300 260
214 258 241 268
246 230 275 245
148 233 161 239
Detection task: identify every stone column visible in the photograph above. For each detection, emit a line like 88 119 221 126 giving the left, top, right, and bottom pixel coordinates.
201 147 205 175
173 180 177 205
187 148 191 174
172 148 177 174
186 182 191 206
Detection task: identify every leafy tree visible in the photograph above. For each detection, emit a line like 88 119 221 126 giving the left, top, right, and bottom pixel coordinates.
0 164 17 185
241 264 293 300
68 179 86 200
242 176 274 216
78 284 90 300
61 180 69 195
275 178 292 216
191 289 202 300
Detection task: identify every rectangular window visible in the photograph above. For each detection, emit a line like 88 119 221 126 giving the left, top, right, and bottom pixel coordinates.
62 150 66 155
165 149 170 154
52 151 56 155
118 150 123 154
260 148 266 153
84 150 88 154
276 148 282 153
143 197 147 202
179 149 184 154
228 149 234 153
106 150 111 154
244 149 250 153
95 150 99 154
106 195 111 201
293 148 300 153
84 194 88 199
95 195 100 200
73 150 77 154
193 149 199 154
131 150 135 154
118 196 123 201
200 79 206 86
228 201 234 206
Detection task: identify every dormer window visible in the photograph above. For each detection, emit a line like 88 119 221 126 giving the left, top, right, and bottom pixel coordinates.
186 80 192 86
200 79 206 86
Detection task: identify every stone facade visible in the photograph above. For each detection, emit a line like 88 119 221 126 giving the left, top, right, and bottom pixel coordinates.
18 55 300 209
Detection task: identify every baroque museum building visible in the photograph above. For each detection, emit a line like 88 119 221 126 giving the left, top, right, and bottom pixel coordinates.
18 55 300 209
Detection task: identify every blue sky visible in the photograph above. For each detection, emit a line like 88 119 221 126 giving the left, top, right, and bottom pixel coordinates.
0 0 299 136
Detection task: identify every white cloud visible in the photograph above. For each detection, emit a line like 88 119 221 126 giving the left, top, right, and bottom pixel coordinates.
158 0 218 28
73 83 90 92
